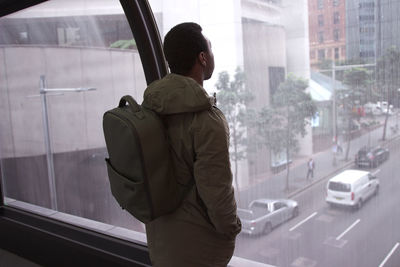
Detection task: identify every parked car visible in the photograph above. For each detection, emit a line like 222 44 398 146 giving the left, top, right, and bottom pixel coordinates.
326 169 379 210
355 146 389 168
237 199 298 235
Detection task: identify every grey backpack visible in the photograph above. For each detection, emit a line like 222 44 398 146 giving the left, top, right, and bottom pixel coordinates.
103 95 184 223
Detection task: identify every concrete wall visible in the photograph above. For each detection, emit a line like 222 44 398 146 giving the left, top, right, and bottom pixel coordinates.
0 45 146 158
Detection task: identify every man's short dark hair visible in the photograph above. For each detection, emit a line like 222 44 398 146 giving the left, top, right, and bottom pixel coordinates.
163 22 209 75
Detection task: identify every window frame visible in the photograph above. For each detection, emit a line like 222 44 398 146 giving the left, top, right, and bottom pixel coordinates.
0 0 167 266
318 14 324 27
318 31 324 43
333 11 340 24
318 0 324 9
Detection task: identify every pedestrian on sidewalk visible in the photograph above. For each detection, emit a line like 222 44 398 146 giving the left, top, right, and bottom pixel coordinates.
306 158 315 180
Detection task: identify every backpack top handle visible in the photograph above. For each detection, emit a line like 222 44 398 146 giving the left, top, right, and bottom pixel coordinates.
119 95 141 113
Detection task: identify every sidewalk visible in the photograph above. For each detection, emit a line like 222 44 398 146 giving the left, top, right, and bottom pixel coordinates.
237 113 400 207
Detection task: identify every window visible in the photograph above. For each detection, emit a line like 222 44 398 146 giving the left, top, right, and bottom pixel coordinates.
318 49 325 59
333 0 339 6
359 2 375 8
334 29 340 41
318 15 324 26
360 27 375 33
335 47 340 59
360 50 375 57
318 31 324 43
359 15 375 21
0 0 147 240
318 0 324 9
268 66 285 99
310 50 316 59
328 182 351 192
333 12 340 24
327 48 332 58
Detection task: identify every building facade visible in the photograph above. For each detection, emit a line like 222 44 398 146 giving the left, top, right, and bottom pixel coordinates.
309 0 346 68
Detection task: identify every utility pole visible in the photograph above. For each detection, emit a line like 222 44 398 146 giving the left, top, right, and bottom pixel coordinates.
38 75 96 210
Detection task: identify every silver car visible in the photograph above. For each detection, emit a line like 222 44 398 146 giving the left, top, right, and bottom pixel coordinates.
238 199 299 235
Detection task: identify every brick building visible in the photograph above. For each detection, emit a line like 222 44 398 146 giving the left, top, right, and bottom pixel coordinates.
308 0 346 68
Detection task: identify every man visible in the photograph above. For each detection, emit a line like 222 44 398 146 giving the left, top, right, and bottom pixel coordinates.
306 158 315 180
142 22 241 267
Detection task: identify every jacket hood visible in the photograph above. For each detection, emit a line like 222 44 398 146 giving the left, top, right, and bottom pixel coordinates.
142 73 213 115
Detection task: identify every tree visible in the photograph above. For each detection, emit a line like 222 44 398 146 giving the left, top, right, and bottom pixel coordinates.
257 74 317 191
215 67 254 193
110 39 137 49
376 46 400 140
340 67 370 160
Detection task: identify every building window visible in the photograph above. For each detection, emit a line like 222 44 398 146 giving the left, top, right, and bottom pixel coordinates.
359 2 375 8
333 29 340 41
318 15 324 26
310 50 316 59
269 67 285 98
359 15 375 21
318 49 325 60
318 0 323 9
334 12 340 24
333 0 339 6
318 31 324 43
335 47 340 59
360 50 375 57
360 27 375 33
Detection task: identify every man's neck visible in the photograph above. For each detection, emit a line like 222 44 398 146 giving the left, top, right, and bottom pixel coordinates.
185 65 204 86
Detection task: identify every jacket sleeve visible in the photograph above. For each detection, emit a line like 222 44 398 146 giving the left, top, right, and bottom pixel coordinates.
192 107 241 240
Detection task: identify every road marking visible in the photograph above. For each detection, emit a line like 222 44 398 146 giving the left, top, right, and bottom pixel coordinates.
371 169 381 176
379 242 400 267
289 212 317 232
336 219 360 240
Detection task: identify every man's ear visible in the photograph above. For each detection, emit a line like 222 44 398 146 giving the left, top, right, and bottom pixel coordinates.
199 52 207 66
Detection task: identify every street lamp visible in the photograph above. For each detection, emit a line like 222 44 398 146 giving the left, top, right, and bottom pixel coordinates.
39 75 96 210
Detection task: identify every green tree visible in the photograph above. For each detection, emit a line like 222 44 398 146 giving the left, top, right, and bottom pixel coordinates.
216 67 254 193
257 74 317 191
376 46 400 140
110 39 137 49
339 67 370 160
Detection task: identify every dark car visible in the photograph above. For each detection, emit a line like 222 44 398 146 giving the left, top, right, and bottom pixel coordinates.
355 146 389 168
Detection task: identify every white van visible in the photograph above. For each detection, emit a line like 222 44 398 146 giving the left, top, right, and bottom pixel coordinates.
326 169 379 209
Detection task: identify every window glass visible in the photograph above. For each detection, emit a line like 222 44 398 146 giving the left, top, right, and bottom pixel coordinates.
148 1 399 266
334 11 340 24
335 47 340 59
334 29 340 41
318 14 324 26
0 0 147 234
328 182 351 192
318 0 324 9
318 31 324 43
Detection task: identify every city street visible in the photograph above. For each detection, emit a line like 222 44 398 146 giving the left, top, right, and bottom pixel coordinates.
234 114 400 267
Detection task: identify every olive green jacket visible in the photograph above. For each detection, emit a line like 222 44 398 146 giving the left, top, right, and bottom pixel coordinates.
142 74 241 267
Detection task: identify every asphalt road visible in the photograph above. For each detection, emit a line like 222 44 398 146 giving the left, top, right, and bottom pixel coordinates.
234 136 400 267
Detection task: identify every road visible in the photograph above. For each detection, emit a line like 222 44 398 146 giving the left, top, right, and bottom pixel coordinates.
234 129 400 266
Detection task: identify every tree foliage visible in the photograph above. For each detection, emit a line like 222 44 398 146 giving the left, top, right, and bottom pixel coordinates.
257 74 317 190
215 67 254 192
343 67 372 105
376 46 400 140
339 68 371 160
